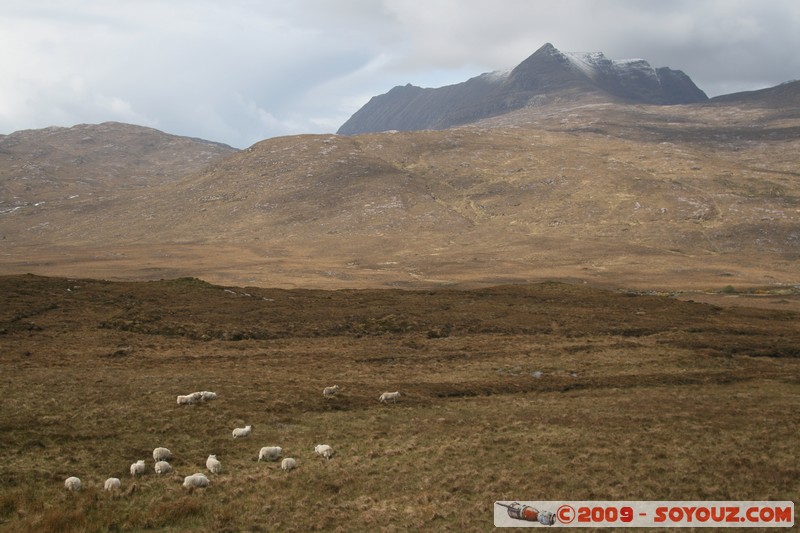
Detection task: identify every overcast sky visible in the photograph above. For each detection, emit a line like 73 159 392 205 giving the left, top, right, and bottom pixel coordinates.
1 0 798 148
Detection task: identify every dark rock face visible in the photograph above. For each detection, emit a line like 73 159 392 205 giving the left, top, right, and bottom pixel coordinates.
338 43 708 135
338 73 504 134
652 68 710 104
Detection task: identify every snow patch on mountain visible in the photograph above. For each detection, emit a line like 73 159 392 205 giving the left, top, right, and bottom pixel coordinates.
481 69 512 82
563 51 660 83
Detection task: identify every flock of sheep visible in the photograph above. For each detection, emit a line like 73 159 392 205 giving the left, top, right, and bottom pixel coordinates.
63 385 401 492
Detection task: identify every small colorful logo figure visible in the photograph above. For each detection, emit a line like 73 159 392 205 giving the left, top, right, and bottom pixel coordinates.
496 502 556 525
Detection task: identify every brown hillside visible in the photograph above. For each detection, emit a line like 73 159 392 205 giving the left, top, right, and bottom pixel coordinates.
0 121 236 214
0 101 798 291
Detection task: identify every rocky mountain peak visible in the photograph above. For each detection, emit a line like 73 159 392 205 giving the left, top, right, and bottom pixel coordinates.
338 43 708 135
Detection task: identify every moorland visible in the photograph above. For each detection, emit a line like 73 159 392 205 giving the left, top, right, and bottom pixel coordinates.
0 274 798 531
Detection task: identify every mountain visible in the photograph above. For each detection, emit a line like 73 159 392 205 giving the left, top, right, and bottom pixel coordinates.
338 43 708 135
0 122 237 208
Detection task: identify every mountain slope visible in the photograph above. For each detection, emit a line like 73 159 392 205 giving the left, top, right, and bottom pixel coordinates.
710 80 800 110
1 98 796 291
338 43 708 135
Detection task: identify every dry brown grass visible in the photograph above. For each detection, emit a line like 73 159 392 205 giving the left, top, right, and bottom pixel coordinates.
0 275 798 531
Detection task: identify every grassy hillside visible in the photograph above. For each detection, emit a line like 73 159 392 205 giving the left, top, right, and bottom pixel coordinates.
2 100 798 291
0 275 798 531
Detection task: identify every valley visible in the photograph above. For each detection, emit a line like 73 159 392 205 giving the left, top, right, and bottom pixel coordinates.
0 44 798 531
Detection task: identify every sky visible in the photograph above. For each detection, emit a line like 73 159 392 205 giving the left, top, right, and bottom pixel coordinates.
1 0 798 149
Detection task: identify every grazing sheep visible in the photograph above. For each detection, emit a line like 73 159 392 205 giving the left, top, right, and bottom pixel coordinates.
232 425 252 439
104 477 121 491
206 454 222 474
281 458 297 471
155 461 172 475
64 476 81 491
314 444 334 461
323 384 341 398
177 394 196 405
182 473 210 489
153 447 172 462
258 446 282 462
130 459 146 476
177 391 208 405
379 391 401 403
200 391 217 401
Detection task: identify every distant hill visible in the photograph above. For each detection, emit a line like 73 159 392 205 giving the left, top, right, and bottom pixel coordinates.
338 43 708 135
0 122 237 207
709 80 800 110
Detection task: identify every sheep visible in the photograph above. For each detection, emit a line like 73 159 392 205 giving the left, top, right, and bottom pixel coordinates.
177 391 208 405
155 461 172 475
130 459 146 476
64 476 81 491
281 458 297 471
314 444 334 461
182 473 210 489
104 477 121 491
323 384 341 398
206 454 222 474
153 447 172 462
177 394 196 405
379 391 401 403
258 446 282 462
232 425 252 439
200 391 217 401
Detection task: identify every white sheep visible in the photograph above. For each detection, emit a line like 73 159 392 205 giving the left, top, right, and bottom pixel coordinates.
177 394 196 405
200 391 217 401
155 461 172 475
232 425 252 439
323 384 341 398
64 476 81 491
153 447 172 462
206 454 222 474
314 444 334 461
182 473 210 489
258 446 282 461
379 391 401 403
281 458 297 471
130 459 146 476
104 477 121 491
177 391 207 404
